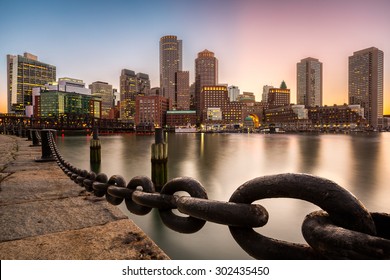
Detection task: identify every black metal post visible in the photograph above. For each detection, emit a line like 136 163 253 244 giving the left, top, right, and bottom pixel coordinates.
35 129 57 162
30 129 41 146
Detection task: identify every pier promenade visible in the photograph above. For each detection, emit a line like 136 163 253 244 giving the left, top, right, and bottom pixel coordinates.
0 134 169 260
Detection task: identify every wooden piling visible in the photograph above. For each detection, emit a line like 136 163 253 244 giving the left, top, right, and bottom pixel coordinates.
90 127 101 163
151 128 168 192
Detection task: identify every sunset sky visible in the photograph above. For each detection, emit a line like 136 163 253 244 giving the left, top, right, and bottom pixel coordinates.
0 0 389 114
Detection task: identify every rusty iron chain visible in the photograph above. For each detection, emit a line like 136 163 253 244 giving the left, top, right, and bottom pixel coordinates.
47 131 390 259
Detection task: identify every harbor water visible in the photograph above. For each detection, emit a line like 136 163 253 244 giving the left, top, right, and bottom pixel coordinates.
56 132 390 259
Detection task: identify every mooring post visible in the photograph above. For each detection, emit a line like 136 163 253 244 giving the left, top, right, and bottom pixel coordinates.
35 129 57 162
90 127 101 163
26 129 32 141
151 127 168 192
30 129 41 146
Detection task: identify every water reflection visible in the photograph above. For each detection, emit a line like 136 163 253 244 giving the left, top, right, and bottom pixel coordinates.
297 135 320 173
57 132 390 259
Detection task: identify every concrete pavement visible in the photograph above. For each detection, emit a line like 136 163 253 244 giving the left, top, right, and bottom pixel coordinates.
0 134 169 260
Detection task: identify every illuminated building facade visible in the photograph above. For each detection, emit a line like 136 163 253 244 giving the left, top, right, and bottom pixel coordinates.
166 110 197 127
35 90 101 119
268 81 290 108
297 57 323 107
262 85 274 104
348 47 384 128
200 86 228 123
175 71 190 110
120 70 151 122
195 49 218 118
160 35 182 109
7 52 56 114
135 95 169 127
89 81 113 119
120 69 137 121
265 105 308 125
308 104 366 128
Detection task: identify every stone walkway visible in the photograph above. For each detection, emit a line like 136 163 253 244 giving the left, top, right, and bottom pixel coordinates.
0 134 169 260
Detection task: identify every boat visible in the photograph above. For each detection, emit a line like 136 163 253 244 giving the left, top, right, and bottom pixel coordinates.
175 124 197 133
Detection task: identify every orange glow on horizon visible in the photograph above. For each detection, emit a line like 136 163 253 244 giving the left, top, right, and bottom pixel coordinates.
0 100 6 114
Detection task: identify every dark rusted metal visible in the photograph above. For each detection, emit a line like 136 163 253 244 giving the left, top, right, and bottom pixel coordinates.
107 186 134 199
177 197 269 228
159 177 208 234
105 175 126 205
125 176 155 215
83 171 97 192
132 191 177 210
75 170 89 187
30 129 41 146
92 173 109 197
302 211 390 259
371 212 390 239
35 129 57 162
154 127 164 144
229 174 375 234
228 173 376 259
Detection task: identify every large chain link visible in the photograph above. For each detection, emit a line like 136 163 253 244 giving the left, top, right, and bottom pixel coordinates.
47 132 390 259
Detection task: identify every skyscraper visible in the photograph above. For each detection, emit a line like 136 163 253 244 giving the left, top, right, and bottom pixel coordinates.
175 71 190 110
160 35 182 109
7 52 56 114
348 47 384 128
136 73 151 95
195 49 218 119
89 81 113 119
297 57 323 107
120 69 150 121
120 69 137 121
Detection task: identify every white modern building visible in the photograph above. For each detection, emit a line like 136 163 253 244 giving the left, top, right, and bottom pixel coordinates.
228 85 240 102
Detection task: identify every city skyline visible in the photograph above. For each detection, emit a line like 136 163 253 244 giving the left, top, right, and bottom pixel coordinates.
1 0 389 114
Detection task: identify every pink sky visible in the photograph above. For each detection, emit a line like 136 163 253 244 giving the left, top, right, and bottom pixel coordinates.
0 0 389 114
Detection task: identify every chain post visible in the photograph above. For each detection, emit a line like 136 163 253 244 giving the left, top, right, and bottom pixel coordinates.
35 129 57 162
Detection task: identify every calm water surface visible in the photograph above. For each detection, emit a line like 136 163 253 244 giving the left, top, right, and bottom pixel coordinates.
56 132 390 259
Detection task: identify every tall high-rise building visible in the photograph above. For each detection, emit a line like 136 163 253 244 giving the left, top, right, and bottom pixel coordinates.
175 71 190 110
349 47 384 128
120 69 137 121
89 81 113 119
120 69 151 121
160 35 182 109
136 73 151 95
297 57 323 107
7 52 56 114
195 49 218 119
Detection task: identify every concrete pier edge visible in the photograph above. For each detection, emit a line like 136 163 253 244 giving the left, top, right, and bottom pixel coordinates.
0 134 169 260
